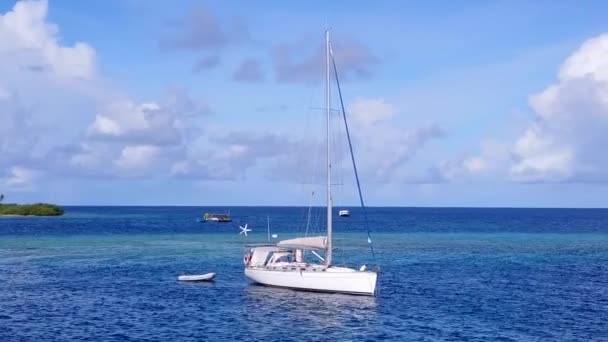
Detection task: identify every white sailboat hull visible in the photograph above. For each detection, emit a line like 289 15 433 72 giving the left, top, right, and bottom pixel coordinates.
245 266 377 296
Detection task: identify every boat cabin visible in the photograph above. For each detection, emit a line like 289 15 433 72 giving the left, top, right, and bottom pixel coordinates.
245 236 327 270
245 245 315 267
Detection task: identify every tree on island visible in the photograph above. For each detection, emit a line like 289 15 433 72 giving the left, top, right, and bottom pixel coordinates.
0 194 3 203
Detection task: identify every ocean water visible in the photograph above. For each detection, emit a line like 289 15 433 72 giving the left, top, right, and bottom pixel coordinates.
1 206 607 341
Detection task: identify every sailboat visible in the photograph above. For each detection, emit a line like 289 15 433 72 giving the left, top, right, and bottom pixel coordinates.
243 31 378 296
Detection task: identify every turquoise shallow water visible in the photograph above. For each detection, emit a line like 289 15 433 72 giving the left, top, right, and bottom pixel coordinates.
1 207 607 341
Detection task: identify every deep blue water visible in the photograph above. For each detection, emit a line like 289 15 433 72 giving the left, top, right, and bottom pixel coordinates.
1 207 607 341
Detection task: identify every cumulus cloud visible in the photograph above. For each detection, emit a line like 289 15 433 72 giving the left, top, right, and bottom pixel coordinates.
350 98 396 126
437 140 510 182
2 166 39 187
0 95 40 167
160 6 250 74
192 54 220 73
232 58 264 82
172 132 297 180
0 1 214 184
510 33 608 182
70 86 208 178
346 98 445 182
55 139 186 179
251 97 446 184
160 6 249 52
0 1 399 192
88 102 184 146
0 0 95 80
0 1 96 184
113 145 162 174
0 0 252 186
273 36 378 84
0 0 99 180
0 84 11 99
431 33 608 184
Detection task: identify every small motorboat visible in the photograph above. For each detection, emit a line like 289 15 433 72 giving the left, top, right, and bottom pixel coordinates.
338 209 350 217
201 213 232 222
178 272 216 282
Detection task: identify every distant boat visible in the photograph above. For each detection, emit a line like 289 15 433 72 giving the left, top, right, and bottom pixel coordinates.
178 272 216 282
339 210 350 217
202 213 232 222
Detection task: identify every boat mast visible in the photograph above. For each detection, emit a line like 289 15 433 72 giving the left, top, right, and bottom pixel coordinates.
325 30 333 267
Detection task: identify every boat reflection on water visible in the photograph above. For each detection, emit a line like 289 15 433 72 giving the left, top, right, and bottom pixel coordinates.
242 284 378 333
177 280 216 288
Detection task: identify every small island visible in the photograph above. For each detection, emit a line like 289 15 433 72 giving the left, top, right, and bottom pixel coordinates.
0 196 64 216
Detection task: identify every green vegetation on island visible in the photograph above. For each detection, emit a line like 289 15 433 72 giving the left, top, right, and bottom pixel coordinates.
0 203 64 216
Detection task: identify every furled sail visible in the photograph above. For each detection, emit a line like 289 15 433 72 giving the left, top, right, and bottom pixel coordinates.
277 236 327 250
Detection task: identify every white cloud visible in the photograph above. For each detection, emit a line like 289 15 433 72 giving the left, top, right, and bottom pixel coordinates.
559 35 608 82
0 0 99 175
437 140 510 181
273 36 378 84
463 156 487 173
0 2 440 188
434 33 608 184
0 84 10 99
0 0 95 80
13 0 608 195
90 114 122 136
87 86 210 148
0 1 211 182
2 166 39 187
114 145 162 172
348 97 444 181
172 133 297 180
87 101 184 145
349 98 396 126
69 144 103 170
510 125 575 181
510 33 608 182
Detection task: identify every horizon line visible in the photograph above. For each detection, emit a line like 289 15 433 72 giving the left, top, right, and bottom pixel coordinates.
56 204 608 210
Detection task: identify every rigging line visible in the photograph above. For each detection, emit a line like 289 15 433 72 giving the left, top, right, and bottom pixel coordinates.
330 107 342 205
330 48 376 262
299 89 323 235
305 125 324 236
305 191 315 237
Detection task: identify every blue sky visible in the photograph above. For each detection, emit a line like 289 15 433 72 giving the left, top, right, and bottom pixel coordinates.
2 0 608 207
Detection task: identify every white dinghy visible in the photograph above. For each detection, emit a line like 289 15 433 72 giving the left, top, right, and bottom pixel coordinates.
178 272 216 282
